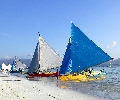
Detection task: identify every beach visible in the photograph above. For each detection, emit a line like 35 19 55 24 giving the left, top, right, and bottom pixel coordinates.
0 73 106 100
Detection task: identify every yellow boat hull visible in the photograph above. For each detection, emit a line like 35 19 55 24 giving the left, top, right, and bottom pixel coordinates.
60 74 88 82
60 74 105 82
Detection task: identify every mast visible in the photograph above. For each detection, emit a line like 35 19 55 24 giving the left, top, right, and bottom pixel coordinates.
38 32 40 70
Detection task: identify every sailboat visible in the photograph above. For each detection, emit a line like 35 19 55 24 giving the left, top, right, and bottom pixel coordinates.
59 22 113 82
1 63 12 71
7 63 12 71
1 63 12 74
1 63 7 71
10 56 28 73
27 33 62 78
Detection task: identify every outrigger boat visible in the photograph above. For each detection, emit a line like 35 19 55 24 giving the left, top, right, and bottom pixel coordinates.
1 63 11 74
59 22 113 82
26 33 62 78
10 56 28 73
27 23 112 81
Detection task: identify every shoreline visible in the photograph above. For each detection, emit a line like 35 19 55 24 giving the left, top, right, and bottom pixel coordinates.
0 73 106 100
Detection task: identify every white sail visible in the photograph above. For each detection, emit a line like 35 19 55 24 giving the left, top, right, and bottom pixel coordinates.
28 34 62 73
1 63 11 71
28 42 39 73
14 57 27 70
7 64 12 71
39 36 62 71
1 63 7 70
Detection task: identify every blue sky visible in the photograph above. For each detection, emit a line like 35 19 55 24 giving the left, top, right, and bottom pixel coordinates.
0 0 120 60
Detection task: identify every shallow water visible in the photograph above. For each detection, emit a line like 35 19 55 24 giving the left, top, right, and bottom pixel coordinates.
53 66 120 100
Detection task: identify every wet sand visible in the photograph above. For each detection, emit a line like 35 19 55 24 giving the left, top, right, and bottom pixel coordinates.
0 73 106 100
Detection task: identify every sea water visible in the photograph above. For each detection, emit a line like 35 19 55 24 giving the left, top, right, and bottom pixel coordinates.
10 66 120 100
91 66 120 100
54 66 120 100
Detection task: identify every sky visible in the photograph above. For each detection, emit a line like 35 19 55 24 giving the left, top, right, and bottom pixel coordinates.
0 0 120 60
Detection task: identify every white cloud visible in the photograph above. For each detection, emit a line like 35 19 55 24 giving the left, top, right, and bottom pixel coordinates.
112 41 116 46
107 45 110 48
107 41 117 48
28 53 33 56
5 56 11 59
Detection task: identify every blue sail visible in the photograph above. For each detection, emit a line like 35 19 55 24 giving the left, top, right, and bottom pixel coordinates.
11 61 15 71
71 23 112 73
60 23 112 74
59 41 72 74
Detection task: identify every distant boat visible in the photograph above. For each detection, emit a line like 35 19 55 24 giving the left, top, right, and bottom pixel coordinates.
1 63 12 71
7 63 12 71
1 63 11 74
59 23 113 82
27 33 62 78
14 56 27 70
1 63 7 71
10 56 28 73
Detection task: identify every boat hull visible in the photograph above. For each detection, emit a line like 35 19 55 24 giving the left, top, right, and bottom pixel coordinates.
60 74 89 82
10 70 20 73
26 72 61 78
60 72 106 82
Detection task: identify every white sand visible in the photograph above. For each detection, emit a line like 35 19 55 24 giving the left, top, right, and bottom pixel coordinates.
0 73 106 100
